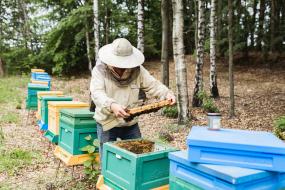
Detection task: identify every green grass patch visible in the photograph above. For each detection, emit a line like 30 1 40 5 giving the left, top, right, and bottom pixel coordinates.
0 112 20 124
0 76 29 105
0 148 41 175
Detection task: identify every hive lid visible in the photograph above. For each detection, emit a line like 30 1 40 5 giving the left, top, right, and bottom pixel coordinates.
37 91 63 97
169 151 273 185
40 96 72 101
28 83 49 89
187 126 285 155
47 101 88 107
31 69 45 72
60 108 94 118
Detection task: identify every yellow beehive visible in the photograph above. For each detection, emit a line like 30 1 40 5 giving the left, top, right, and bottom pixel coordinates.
31 69 45 73
48 101 89 135
36 91 64 120
54 146 100 166
95 175 169 190
31 79 49 86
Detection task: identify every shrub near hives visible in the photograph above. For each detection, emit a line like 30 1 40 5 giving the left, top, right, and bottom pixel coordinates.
274 116 285 140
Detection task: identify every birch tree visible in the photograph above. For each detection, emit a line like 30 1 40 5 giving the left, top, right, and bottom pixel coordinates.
228 0 235 117
209 0 219 98
93 0 99 61
192 0 205 107
172 0 190 124
137 0 144 53
161 0 170 87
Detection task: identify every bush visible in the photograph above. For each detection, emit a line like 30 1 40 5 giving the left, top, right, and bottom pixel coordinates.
274 116 285 140
162 106 178 118
197 90 220 113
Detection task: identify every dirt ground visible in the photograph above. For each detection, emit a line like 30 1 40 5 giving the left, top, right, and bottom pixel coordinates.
0 55 285 189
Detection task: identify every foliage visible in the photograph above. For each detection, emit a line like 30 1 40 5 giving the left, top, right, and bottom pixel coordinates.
274 116 285 140
197 90 220 113
0 149 39 175
80 135 100 180
162 106 178 118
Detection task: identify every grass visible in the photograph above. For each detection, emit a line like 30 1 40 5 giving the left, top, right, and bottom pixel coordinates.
0 112 20 124
0 76 29 125
0 148 41 175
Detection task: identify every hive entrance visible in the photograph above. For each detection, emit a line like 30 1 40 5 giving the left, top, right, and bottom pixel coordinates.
115 139 155 154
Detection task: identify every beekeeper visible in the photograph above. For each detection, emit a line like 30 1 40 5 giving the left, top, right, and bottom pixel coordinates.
90 38 175 160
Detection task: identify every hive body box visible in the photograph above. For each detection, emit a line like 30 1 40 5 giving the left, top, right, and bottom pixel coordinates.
58 109 97 155
38 96 73 130
169 151 285 190
187 126 285 172
36 91 64 120
31 72 49 80
26 83 50 110
102 141 177 190
44 101 88 143
31 79 50 87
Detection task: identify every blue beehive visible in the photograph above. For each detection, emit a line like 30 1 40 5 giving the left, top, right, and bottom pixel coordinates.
169 151 285 190
31 72 50 80
187 126 285 172
36 75 51 81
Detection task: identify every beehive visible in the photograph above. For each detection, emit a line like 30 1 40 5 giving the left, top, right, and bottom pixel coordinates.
187 126 285 172
54 146 100 166
31 72 49 80
44 101 88 143
102 140 177 190
58 109 97 155
169 151 285 190
39 96 73 131
31 79 49 86
31 69 45 73
26 83 50 110
36 91 64 120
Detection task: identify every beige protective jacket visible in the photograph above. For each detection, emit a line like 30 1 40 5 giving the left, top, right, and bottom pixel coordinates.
90 62 173 131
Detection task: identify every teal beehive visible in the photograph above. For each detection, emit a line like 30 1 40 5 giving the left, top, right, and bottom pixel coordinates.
102 140 177 190
26 83 50 110
39 96 73 130
58 109 97 155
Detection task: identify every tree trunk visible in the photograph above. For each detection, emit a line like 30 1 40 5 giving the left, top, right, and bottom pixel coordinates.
216 0 222 57
18 0 33 50
86 29 93 75
93 0 99 61
256 0 265 51
210 0 219 98
192 0 205 107
161 0 170 87
137 0 144 53
194 0 198 50
172 0 190 124
228 0 235 117
0 58 4 77
250 0 257 48
104 0 110 44
270 0 276 53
